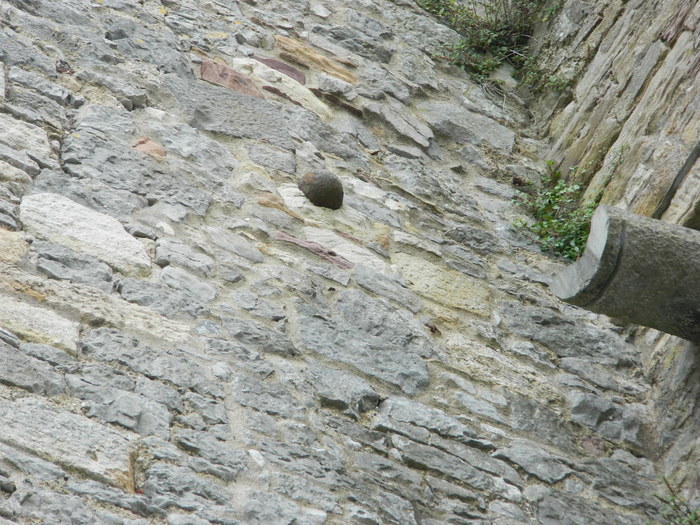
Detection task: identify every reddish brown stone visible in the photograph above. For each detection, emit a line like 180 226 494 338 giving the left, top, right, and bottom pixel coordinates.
262 85 303 107
276 232 354 269
253 55 306 85
309 88 363 118
133 137 166 158
200 57 263 99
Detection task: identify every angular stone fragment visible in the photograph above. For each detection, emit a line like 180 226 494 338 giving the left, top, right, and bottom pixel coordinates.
493 440 572 483
34 240 113 293
133 137 166 159
354 264 423 313
276 231 354 269
0 295 79 351
393 252 491 316
232 57 331 119
417 100 515 152
365 102 433 148
304 227 386 272
0 229 28 263
0 388 136 490
0 158 33 186
298 170 344 209
20 193 151 277
0 340 66 396
310 364 380 417
160 265 217 303
0 112 53 159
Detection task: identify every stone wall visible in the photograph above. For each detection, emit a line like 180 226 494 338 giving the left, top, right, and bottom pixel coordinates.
532 0 700 505
0 0 694 524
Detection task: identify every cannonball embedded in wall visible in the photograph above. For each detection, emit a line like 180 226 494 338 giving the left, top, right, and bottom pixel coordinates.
297 170 344 210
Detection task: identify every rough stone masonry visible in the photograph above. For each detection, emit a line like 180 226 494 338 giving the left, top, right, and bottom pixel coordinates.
0 0 688 524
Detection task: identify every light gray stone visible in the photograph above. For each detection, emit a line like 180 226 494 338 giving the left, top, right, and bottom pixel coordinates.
417 100 516 152
160 265 217 303
493 440 572 483
21 193 151 276
0 387 136 489
0 341 66 396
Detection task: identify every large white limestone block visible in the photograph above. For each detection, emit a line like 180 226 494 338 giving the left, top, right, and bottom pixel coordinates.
20 193 151 276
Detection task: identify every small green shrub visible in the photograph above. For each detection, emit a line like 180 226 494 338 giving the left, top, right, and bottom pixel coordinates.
513 160 596 260
654 479 700 525
416 0 564 89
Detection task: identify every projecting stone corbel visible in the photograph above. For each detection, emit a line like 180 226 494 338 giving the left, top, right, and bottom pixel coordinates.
551 205 700 343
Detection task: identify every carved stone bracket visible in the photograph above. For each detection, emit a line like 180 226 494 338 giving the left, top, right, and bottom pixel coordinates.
551 205 700 342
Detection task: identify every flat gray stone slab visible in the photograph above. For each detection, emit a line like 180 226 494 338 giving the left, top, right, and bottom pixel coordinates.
0 387 137 490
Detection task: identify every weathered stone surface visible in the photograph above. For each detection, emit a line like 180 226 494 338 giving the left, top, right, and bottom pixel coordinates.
294 293 430 395
20 193 151 277
233 57 332 119
34 240 113 293
417 100 515 152
0 112 53 160
354 264 423 313
161 265 217 303
0 387 136 490
552 205 700 343
0 294 79 350
0 340 66 396
200 57 263 99
275 35 356 84
570 391 646 445
393 252 491 316
500 302 640 369
0 0 683 522
493 440 572 483
310 363 380 417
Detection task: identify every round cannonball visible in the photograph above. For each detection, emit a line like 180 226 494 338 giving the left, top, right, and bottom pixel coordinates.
297 170 344 210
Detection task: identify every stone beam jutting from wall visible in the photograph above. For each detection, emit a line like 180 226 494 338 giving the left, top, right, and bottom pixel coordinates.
551 205 700 342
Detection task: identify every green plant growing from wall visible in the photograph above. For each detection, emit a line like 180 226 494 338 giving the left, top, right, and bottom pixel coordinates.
513 161 597 260
415 0 566 90
653 478 700 525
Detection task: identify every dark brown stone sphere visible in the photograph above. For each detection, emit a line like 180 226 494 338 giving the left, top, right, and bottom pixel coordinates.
297 170 344 210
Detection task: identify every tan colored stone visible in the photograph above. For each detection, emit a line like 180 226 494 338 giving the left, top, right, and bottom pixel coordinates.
275 35 356 84
0 294 80 350
0 262 190 344
133 137 167 159
393 253 491 317
0 230 28 263
0 159 33 186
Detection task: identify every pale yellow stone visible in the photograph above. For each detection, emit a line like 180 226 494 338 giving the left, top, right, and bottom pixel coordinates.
0 230 28 263
0 294 80 350
275 35 356 84
0 263 190 344
393 252 491 317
